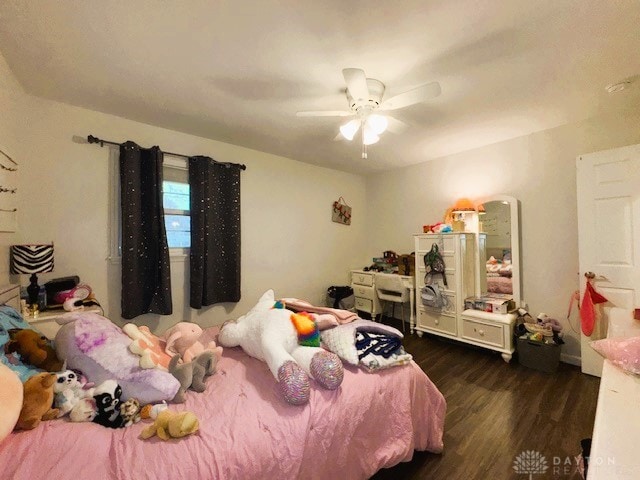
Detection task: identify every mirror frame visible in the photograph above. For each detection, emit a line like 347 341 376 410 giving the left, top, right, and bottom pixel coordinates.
476 194 522 307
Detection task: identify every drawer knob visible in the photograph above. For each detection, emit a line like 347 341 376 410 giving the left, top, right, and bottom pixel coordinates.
479 329 485 336
435 320 439 325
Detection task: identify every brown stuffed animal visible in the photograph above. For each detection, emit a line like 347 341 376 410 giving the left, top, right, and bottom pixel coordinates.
6 328 63 372
15 372 60 430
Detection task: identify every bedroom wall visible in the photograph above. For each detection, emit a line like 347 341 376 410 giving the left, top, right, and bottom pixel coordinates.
0 52 22 284
364 109 640 363
0 51 368 333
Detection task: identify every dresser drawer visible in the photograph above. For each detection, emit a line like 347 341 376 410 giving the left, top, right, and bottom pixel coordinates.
461 318 505 348
419 291 457 315
416 266 456 292
354 297 373 313
351 272 374 287
415 234 458 253
417 309 457 335
351 284 376 301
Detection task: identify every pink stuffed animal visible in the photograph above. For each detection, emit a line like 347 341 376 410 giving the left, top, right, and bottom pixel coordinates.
163 322 222 363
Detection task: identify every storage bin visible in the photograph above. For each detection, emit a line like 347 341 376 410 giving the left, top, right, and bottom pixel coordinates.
517 336 561 373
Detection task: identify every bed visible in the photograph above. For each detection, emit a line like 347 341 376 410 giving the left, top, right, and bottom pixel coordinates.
485 250 513 295
0 288 446 480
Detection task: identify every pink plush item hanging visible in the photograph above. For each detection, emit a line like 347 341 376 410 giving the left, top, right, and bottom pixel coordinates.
580 279 608 337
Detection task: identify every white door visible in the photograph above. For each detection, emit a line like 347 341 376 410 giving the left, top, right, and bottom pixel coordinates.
577 144 640 377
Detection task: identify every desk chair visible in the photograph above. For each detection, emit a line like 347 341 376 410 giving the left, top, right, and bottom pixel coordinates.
375 273 410 333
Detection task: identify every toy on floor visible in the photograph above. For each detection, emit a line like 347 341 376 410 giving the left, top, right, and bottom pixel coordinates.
218 290 344 405
537 313 563 334
164 322 223 363
5 328 63 372
139 409 199 441
15 372 60 430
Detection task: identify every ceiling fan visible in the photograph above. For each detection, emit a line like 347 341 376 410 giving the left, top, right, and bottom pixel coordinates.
297 68 441 158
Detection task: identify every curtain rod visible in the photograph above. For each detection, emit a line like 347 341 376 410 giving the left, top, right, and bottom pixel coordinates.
86 135 247 170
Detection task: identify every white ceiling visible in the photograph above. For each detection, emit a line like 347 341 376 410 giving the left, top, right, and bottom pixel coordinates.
0 0 639 174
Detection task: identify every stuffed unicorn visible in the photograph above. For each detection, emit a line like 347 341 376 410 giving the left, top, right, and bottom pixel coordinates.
218 290 344 405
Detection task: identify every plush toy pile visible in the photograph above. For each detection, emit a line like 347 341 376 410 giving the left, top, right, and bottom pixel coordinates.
3 310 223 435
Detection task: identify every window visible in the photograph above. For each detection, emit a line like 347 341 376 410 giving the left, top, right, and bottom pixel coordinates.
163 181 190 248
162 157 190 250
109 152 190 259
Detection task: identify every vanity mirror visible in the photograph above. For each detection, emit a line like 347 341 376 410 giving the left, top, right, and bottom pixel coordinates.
477 195 522 307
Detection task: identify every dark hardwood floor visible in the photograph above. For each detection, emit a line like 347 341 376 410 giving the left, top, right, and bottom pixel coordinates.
371 317 601 480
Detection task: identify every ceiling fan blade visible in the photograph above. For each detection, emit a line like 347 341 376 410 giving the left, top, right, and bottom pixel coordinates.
380 81 441 111
296 110 352 117
342 68 370 102
385 115 410 134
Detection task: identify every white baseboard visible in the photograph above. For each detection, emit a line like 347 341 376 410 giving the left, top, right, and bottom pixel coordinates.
561 353 581 367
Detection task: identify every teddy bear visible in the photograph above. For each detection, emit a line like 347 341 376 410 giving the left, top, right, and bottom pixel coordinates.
164 322 223 363
168 350 218 403
139 409 199 441
15 372 60 430
218 290 344 405
5 328 63 372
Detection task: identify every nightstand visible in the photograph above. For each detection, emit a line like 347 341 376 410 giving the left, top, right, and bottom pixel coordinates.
26 304 104 340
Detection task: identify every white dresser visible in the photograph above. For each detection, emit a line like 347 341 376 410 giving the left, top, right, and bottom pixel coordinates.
414 233 516 362
414 233 475 337
350 269 381 318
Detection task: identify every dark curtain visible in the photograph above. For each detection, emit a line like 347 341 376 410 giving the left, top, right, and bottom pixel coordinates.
120 141 172 319
189 156 241 308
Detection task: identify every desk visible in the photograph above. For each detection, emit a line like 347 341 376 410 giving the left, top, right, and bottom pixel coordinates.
350 270 414 330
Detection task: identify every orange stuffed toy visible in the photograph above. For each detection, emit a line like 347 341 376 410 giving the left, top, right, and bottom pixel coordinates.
15 372 60 430
5 329 63 372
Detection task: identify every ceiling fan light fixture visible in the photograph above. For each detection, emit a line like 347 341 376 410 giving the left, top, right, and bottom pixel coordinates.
366 114 388 135
362 125 380 145
339 119 360 141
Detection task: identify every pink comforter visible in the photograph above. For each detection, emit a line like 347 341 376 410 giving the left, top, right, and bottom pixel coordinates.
1 332 445 480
